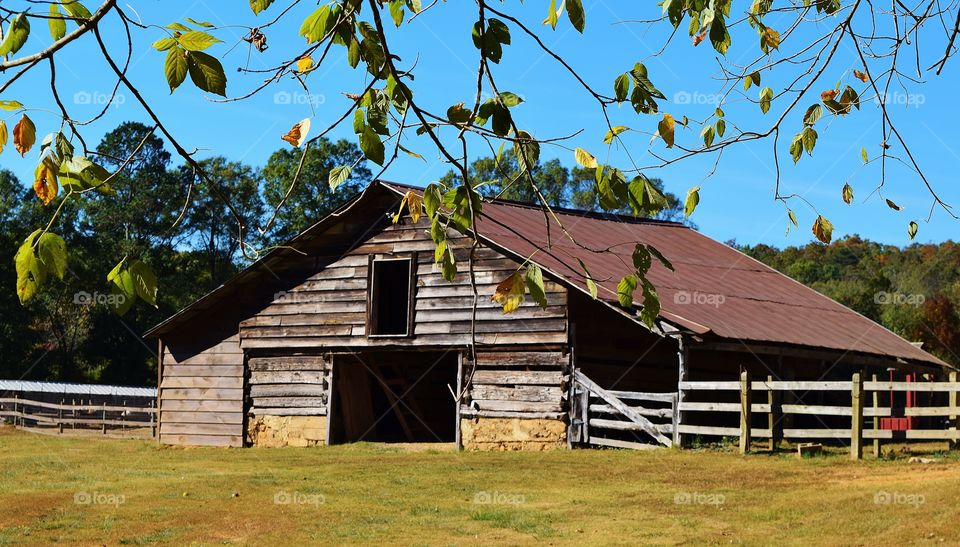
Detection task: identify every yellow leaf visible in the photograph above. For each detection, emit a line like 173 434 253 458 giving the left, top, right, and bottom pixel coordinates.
658 113 675 148
0 120 6 154
296 55 313 73
812 215 833 244
13 114 35 156
280 118 310 147
33 163 58 205
492 272 525 314
406 191 423 224
842 182 854 205
574 147 597 168
763 27 781 50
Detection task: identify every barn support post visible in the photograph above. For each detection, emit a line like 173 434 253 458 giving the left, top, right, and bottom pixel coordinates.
739 369 751 455
455 351 464 452
675 336 688 448
851 373 864 461
949 371 958 451
156 338 164 444
872 374 881 458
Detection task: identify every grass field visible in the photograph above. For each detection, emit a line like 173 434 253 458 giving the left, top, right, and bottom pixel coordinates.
2 426 960 545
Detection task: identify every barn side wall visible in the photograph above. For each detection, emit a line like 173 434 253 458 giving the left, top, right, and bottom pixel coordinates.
159 332 244 447
238 218 569 350
246 354 330 447
460 350 570 451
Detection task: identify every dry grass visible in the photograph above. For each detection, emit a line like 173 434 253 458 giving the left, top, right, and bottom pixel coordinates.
2 426 960 545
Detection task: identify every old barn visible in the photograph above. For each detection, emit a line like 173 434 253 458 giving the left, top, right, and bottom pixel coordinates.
145 181 946 450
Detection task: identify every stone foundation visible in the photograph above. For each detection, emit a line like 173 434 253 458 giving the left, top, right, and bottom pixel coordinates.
247 415 327 447
460 417 567 451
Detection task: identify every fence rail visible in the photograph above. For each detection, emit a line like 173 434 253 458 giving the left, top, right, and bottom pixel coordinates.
0 395 156 437
679 371 960 459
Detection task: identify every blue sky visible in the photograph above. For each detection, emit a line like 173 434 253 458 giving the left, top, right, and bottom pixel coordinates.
3 1 959 247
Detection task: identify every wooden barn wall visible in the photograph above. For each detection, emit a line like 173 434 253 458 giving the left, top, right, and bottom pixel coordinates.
247 354 330 416
239 218 569 351
569 291 679 393
461 350 571 419
159 331 244 447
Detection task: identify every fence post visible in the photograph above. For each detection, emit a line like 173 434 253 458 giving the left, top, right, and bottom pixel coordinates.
101 401 107 435
71 399 76 431
58 398 64 435
872 374 881 458
580 386 590 444
767 375 780 452
150 399 156 439
671 392 680 447
740 370 751 455
13 393 18 428
950 371 958 451
851 373 864 461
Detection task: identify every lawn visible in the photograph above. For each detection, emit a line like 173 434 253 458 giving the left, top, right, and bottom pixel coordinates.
1 426 959 545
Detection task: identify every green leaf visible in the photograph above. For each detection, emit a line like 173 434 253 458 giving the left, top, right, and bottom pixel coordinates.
153 37 177 51
803 104 823 126
524 264 548 309
177 30 221 51
108 268 136 316
0 13 30 57
184 18 214 28
700 125 715 148
424 183 443 218
861 147 869 163
37 232 67 281
15 231 45 305
48 4 67 41
576 258 598 300
788 209 799 228
498 91 523 107
164 47 188 93
514 130 540 172
359 126 385 165
300 6 333 44
0 100 23 111
328 165 352 191
842 182 854 205
684 186 700 217
566 0 585 33
60 1 92 21
801 126 817 155
129 260 158 307
186 51 227 96
908 221 918 241
614 73 630 102
617 275 638 308
250 0 274 15
759 87 773 114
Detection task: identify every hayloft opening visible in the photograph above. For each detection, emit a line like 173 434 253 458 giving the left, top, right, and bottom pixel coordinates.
369 258 412 336
329 352 457 444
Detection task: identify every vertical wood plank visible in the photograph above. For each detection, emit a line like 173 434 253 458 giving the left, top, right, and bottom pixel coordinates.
872 374 880 458
851 372 863 461
325 355 336 446
455 351 463 451
676 337 688 449
739 369 751 455
671 392 680 447
950 371 958 451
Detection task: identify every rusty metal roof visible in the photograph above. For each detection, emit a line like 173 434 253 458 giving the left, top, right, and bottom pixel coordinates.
380 181 943 367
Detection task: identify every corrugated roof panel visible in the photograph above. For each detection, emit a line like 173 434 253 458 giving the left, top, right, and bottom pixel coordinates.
0 380 155 397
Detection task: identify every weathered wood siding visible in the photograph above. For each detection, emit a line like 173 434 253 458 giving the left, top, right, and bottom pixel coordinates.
159 333 244 447
248 354 330 417
461 350 570 419
239 219 569 350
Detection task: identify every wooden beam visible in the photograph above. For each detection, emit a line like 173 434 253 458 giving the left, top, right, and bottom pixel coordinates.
872 374 881 458
574 371 672 447
676 336 688 448
739 369 751 455
851 373 864 461
950 371 958 451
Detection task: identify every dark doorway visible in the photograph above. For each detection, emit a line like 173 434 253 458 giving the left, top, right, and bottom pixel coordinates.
329 351 457 444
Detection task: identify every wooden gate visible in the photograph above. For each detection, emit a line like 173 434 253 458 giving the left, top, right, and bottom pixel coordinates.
569 370 676 449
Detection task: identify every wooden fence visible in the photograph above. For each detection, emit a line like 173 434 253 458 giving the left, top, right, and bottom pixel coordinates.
0 395 156 437
570 370 677 449
678 371 960 459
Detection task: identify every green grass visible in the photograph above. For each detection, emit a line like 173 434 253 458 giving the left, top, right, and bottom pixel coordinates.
2 426 960 545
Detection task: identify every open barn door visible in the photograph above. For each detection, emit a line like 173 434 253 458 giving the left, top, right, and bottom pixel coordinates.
328 351 457 444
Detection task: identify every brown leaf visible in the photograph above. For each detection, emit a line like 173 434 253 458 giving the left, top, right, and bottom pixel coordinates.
492 272 525 314
812 215 834 244
13 114 35 156
33 163 58 205
281 118 311 147
820 89 838 102
692 29 708 47
853 69 869 83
